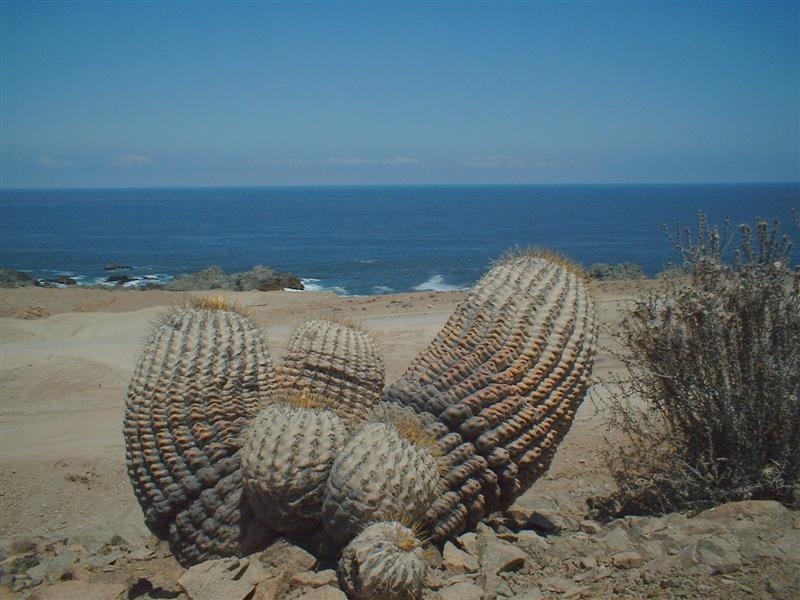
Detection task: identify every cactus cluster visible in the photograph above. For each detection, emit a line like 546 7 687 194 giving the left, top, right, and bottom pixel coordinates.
124 252 597 597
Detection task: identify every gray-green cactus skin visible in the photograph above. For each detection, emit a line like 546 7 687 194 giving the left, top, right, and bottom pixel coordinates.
123 306 274 565
384 252 597 542
241 399 348 532
271 319 384 421
338 521 428 600
322 421 441 544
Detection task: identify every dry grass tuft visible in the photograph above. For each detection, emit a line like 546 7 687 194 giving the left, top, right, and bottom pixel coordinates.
188 294 250 316
493 246 586 278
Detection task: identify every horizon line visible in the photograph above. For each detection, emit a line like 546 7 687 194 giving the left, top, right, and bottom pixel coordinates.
2 180 799 192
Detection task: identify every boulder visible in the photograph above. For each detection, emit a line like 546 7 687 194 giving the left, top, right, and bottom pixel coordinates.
586 262 646 280
104 263 131 270
443 541 479 574
178 558 254 600
0 267 37 287
165 265 303 292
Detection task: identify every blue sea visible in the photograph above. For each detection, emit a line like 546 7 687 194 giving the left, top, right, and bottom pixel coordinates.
1 184 797 296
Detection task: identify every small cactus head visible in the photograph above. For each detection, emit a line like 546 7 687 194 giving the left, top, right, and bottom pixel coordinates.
241 392 348 532
322 412 444 544
338 521 428 600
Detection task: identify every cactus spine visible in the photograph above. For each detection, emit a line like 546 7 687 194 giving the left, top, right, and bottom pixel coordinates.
241 395 348 532
271 319 385 421
123 303 274 564
384 251 597 541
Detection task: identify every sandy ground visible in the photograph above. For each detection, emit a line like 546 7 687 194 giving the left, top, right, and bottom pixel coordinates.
0 279 656 544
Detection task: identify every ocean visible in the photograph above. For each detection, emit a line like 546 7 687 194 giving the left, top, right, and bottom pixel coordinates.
1 184 797 296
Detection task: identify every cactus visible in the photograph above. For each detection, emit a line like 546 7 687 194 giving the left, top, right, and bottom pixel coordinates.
322 414 443 544
123 301 274 564
338 521 428 600
241 394 348 532
384 251 597 541
271 319 385 422
167 465 273 566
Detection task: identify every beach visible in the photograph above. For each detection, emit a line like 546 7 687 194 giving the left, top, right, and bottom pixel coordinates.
0 280 644 540
2 281 798 599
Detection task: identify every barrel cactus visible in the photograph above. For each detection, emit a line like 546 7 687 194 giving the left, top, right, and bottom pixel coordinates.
123 298 274 564
384 250 597 541
241 393 348 532
338 521 428 600
322 411 443 544
272 319 385 422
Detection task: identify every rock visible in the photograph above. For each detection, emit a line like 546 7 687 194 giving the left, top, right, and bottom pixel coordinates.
586 262 646 280
528 511 567 533
478 524 526 598
539 576 577 594
26 581 127 599
611 552 644 569
676 538 742 575
178 558 254 600
291 570 338 588
571 556 597 570
599 526 632 554
109 534 129 547
252 571 292 600
10 537 40 554
104 263 131 270
127 546 156 561
765 578 786 594
105 274 136 285
457 532 479 555
0 267 37 287
0 552 39 584
579 520 603 535
47 275 77 286
509 591 544 600
440 581 485 600
443 541 479 574
258 538 317 572
165 265 303 292
514 530 548 550
697 500 790 525
295 585 347 600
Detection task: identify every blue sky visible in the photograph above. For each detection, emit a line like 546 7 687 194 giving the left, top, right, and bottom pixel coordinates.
1 1 798 188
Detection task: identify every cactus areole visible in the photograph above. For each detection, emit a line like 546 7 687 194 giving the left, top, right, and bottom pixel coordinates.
124 252 597 571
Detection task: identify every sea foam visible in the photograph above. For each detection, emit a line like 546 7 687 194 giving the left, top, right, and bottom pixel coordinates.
413 274 465 292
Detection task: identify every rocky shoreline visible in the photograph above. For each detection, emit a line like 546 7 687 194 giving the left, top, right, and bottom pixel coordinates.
0 261 657 296
1 498 797 599
0 265 304 292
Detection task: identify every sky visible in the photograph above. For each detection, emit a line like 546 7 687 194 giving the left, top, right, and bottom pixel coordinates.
1 1 798 188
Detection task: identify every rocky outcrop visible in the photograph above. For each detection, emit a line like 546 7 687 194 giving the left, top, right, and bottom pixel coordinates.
586 262 646 280
0 268 37 288
165 265 304 292
104 263 131 271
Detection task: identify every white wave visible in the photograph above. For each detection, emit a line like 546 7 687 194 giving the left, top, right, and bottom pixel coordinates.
371 285 394 294
413 274 465 292
300 278 349 296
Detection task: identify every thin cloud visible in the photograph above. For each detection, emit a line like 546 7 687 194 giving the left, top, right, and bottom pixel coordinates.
37 155 80 168
323 156 422 167
464 155 590 169
114 154 153 167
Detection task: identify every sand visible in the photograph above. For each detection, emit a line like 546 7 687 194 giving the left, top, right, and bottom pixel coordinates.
0 279 655 543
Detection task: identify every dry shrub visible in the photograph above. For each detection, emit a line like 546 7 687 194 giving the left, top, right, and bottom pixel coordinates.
594 212 800 518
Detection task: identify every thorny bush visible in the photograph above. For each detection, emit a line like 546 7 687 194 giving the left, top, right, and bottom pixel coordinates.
595 212 800 517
